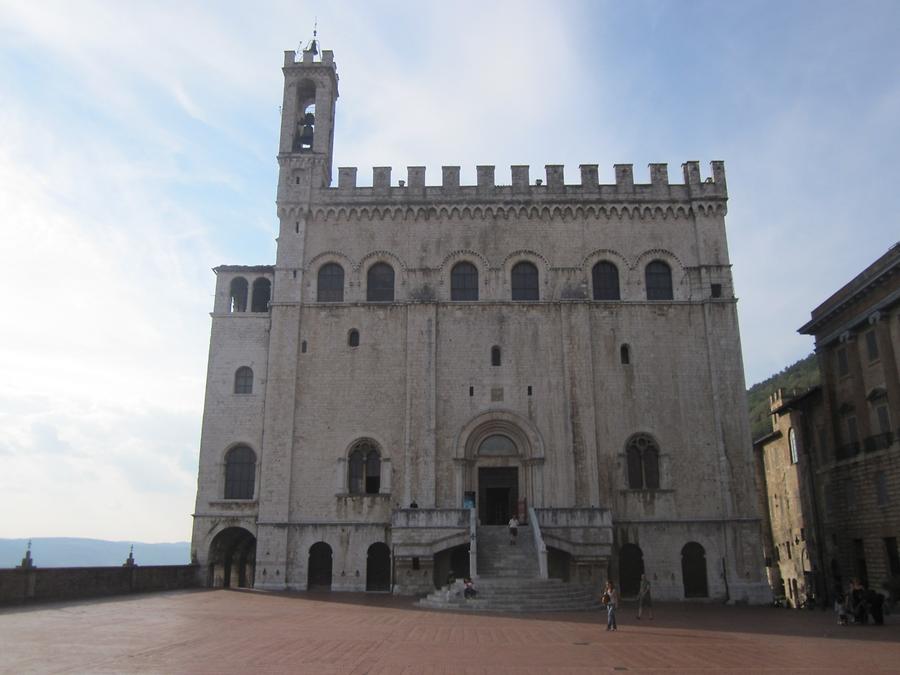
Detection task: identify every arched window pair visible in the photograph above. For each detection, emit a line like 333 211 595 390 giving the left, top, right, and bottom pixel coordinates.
229 277 271 313
348 441 381 494
626 434 660 489
224 445 256 499
315 263 395 302
590 260 673 301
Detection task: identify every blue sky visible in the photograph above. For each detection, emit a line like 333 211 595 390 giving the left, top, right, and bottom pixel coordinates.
1 1 898 542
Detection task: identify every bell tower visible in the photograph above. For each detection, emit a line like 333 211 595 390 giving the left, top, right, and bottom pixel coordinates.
277 33 339 191
255 37 339 591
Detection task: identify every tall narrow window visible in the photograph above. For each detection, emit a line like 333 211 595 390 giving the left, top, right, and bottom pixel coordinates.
491 346 501 367
620 344 630 365
234 367 253 394
229 278 248 313
224 446 256 499
645 260 673 300
348 329 360 347
511 261 539 301
251 278 271 312
367 263 395 302
865 330 879 361
626 434 660 489
876 472 889 507
451 262 479 301
317 263 344 302
348 441 381 495
885 537 900 577
837 347 849 377
592 261 620 300
876 404 891 435
788 428 798 464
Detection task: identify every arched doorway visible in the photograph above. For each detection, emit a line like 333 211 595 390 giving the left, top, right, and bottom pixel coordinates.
207 527 256 588
366 542 391 592
308 542 333 590
619 543 645 597
681 542 709 598
456 412 546 522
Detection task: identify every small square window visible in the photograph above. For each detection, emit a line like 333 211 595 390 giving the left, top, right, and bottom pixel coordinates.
711 283 722 298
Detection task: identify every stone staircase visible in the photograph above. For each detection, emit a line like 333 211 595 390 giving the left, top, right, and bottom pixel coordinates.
477 525 539 576
419 525 601 612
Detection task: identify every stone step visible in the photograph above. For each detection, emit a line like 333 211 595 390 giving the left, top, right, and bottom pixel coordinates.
419 577 601 612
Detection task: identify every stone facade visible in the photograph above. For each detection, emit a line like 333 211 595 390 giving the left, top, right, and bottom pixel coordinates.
797 243 900 599
190 44 770 603
754 387 827 606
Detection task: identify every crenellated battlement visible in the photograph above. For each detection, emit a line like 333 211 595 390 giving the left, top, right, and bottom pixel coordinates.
306 161 726 203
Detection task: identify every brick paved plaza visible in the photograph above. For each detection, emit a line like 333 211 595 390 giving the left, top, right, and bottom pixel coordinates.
2 590 899 673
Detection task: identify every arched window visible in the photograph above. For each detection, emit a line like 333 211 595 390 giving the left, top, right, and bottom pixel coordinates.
251 278 271 312
645 260 673 300
620 344 630 365
789 428 799 464
317 263 344 302
451 262 479 301
348 441 381 494
294 80 316 152
491 346 501 367
367 263 395 302
592 261 620 300
626 434 660 489
229 278 248 313
224 446 256 499
234 367 253 394
348 329 360 347
511 261 539 301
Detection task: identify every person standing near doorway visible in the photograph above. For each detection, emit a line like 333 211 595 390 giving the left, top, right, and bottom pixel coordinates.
637 574 653 620
602 580 618 631
508 516 519 545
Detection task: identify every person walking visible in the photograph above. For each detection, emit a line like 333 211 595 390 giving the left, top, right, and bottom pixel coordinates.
637 573 653 620
602 580 618 631
508 516 519 545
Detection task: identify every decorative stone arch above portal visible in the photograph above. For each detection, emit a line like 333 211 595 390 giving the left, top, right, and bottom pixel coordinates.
455 410 546 462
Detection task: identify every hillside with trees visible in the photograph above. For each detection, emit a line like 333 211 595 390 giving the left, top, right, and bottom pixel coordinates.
747 353 820 441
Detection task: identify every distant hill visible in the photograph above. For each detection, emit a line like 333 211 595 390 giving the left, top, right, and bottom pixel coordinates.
747 353 820 441
0 538 190 568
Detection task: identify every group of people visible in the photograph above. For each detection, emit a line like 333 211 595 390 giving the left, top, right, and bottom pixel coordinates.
601 574 654 631
835 578 886 626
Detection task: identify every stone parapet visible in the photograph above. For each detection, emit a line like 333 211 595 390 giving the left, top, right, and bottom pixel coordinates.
294 161 727 207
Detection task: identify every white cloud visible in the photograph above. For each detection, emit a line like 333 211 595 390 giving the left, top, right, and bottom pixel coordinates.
0 0 897 541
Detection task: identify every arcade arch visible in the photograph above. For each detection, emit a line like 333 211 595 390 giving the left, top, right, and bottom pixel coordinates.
207 527 256 589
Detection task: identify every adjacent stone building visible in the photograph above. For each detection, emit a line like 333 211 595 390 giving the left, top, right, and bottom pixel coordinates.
754 387 826 606
754 243 900 607
797 243 900 599
190 42 770 603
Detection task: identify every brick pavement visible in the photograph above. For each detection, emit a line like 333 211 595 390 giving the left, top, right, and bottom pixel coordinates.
1 590 899 673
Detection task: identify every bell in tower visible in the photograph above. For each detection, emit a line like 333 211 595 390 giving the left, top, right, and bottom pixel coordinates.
278 29 338 186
